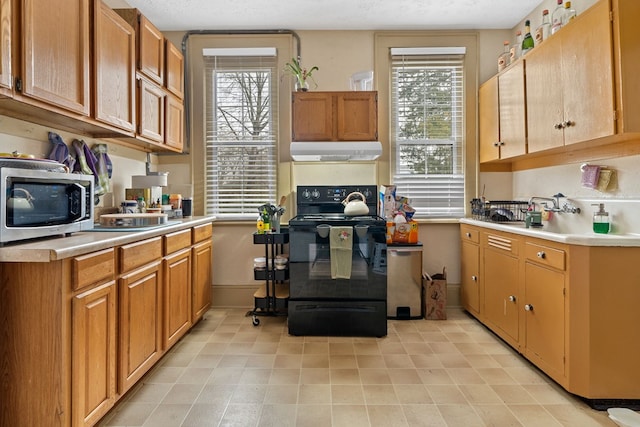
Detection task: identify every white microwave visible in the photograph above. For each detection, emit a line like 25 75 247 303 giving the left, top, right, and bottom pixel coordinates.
1 164 94 245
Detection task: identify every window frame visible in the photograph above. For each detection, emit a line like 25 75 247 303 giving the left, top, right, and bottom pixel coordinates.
185 34 293 220
374 31 479 221
203 52 278 218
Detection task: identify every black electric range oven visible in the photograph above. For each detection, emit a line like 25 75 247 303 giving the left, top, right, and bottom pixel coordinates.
287 185 387 337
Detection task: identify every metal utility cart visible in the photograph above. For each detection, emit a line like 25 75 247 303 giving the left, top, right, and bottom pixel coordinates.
249 230 289 326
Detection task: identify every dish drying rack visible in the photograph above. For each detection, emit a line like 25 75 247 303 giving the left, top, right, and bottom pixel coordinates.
470 199 529 222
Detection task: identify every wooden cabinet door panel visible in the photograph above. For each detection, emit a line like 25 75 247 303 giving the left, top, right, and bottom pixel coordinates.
94 1 135 132
478 76 500 163
138 14 164 84
137 76 165 143
72 281 117 427
336 92 377 140
483 236 519 343
461 240 480 315
21 0 90 114
164 248 192 349
165 40 184 99
561 0 615 146
165 93 184 151
525 35 564 153
524 262 565 380
292 92 333 141
192 240 212 322
498 61 526 159
0 0 11 92
119 261 163 393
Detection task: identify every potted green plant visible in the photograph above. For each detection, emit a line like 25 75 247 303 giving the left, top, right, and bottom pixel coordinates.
284 57 319 91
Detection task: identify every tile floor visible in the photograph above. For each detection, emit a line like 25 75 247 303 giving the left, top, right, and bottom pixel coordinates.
99 308 620 427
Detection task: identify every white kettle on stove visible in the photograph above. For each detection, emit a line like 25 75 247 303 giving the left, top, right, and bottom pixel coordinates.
342 192 369 216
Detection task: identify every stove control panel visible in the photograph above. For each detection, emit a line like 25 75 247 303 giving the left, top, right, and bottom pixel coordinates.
296 185 378 214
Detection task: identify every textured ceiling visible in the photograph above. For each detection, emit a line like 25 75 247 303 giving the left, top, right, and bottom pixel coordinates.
105 0 544 31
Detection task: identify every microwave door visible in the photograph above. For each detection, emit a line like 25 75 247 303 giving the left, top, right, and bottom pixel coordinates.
68 182 87 221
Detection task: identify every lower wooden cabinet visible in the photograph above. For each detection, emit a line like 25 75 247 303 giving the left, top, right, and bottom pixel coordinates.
460 222 640 402
192 224 213 322
164 247 192 349
0 222 213 426
523 258 565 380
72 281 117 427
460 225 480 315
482 232 520 346
118 260 163 394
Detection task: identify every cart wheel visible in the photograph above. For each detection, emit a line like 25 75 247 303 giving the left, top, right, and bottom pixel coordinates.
252 316 260 326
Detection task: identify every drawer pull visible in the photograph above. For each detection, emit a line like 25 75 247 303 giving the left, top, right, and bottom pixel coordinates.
508 295 516 302
466 232 471 238
471 275 477 282
524 304 534 312
537 251 546 259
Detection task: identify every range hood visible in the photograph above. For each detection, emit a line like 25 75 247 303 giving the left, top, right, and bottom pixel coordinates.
290 141 382 161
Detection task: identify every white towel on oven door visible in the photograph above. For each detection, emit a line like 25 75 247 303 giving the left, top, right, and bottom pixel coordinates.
330 226 353 279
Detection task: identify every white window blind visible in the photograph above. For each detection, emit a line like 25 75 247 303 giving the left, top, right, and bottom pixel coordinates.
390 48 465 218
204 50 278 218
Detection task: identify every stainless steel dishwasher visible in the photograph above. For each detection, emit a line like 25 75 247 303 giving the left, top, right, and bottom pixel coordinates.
386 243 423 319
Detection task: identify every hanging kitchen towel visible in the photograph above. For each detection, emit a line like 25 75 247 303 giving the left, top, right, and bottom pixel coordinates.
91 144 113 194
72 139 105 196
47 132 75 171
329 226 353 279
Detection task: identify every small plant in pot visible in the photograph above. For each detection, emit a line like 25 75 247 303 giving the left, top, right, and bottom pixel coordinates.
284 57 319 91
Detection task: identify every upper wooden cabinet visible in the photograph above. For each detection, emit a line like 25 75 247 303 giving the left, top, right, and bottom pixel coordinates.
480 0 640 169
478 76 500 163
115 8 185 152
94 1 136 133
526 0 615 153
0 0 11 94
479 62 527 164
116 9 164 85
165 40 184 99
292 91 377 141
17 0 90 115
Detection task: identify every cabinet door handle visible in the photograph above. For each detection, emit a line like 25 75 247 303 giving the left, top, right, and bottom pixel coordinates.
493 142 499 147
564 120 574 127
508 295 516 302
554 122 565 129
524 304 534 311
465 232 471 238
471 275 478 282
537 251 546 259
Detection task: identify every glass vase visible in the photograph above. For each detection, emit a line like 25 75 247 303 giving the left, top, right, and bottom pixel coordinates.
295 79 310 92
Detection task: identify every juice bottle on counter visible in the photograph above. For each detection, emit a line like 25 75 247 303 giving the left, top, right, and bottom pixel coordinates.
169 194 182 210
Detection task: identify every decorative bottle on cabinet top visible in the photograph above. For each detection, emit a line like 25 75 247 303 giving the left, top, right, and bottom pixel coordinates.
551 0 564 34
498 40 510 72
535 9 551 45
509 31 523 63
521 20 535 55
562 1 577 25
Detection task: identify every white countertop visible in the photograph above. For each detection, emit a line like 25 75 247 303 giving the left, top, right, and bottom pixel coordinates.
0 216 217 263
460 218 640 247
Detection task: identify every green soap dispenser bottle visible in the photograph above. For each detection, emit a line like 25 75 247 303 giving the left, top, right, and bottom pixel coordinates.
592 203 611 234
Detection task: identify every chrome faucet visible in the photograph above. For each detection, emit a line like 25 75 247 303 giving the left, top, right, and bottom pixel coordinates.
528 193 580 214
528 195 561 212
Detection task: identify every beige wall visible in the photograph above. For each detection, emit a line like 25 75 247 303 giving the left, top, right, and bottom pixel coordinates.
3 1 634 310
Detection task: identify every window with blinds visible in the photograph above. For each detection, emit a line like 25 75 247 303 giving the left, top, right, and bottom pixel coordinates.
203 49 278 218
390 47 465 218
